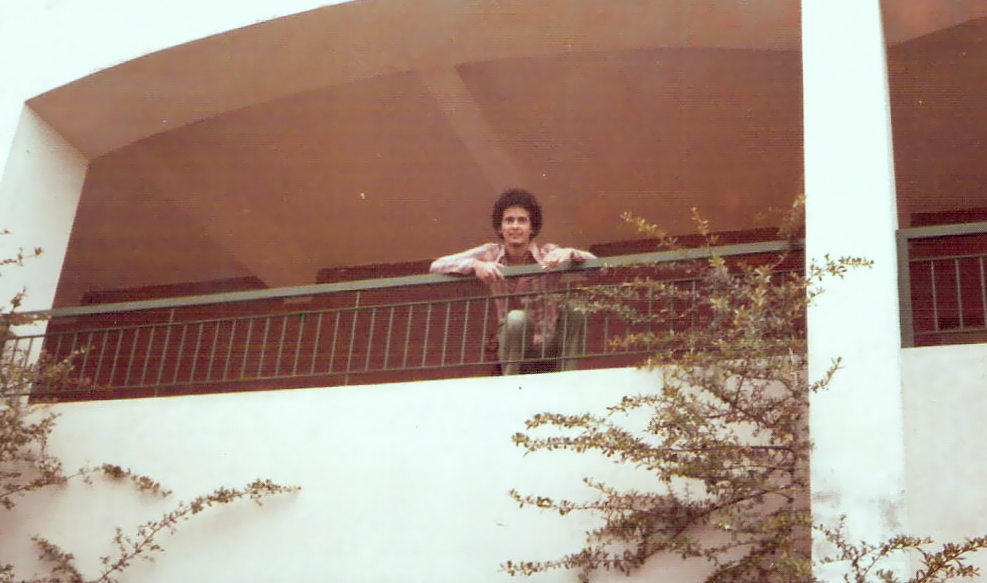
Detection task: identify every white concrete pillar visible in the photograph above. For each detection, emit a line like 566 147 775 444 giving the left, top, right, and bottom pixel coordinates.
802 0 907 574
0 106 87 316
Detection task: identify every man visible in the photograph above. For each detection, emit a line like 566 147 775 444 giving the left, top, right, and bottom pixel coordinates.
430 188 596 375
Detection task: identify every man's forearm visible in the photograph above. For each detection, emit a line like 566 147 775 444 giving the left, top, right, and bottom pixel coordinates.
429 243 497 274
429 255 475 274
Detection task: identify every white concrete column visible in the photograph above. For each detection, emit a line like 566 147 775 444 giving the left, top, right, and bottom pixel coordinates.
0 106 87 316
802 0 907 573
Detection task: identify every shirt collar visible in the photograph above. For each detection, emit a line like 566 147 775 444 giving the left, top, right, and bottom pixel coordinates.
496 241 542 265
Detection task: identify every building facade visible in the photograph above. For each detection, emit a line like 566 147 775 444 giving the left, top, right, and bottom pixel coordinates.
2 0 987 581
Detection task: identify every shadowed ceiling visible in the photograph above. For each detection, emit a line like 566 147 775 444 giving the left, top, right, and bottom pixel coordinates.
24 0 987 307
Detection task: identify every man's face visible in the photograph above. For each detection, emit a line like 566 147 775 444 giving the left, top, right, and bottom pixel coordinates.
499 206 533 248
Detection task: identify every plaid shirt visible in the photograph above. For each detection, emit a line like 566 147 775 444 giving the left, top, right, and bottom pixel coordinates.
429 242 596 345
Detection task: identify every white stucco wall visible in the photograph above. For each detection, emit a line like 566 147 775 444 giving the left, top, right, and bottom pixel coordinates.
0 368 717 583
4 342 987 582
902 343 987 576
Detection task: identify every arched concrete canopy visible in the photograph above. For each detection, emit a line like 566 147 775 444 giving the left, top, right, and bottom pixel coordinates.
30 0 802 158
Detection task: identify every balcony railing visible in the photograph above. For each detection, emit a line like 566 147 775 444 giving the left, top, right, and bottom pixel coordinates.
898 220 987 347
5 222 984 401
8 242 797 401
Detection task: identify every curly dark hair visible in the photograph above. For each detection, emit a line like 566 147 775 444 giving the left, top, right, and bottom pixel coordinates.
491 188 543 239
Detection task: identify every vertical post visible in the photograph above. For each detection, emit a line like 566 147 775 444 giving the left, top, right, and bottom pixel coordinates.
897 230 915 347
802 0 908 575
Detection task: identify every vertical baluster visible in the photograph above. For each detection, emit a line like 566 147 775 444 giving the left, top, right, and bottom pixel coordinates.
421 303 433 367
539 291 548 361
3 336 16 368
690 279 698 334
206 323 220 381
7 336 21 368
647 284 655 351
346 293 361 374
222 320 237 380
6 336 17 368
292 313 306 377
172 324 188 385
275 314 289 377
240 319 255 379
140 326 156 387
479 298 490 363
67 333 79 381
383 307 395 370
80 331 94 384
668 282 676 338
24 337 36 369
53 334 65 368
4 335 18 368
440 301 451 366
5 337 17 371
154 309 175 388
327 311 341 374
4 336 13 368
511 293 528 367
980 257 987 327
93 330 110 387
9 335 21 366
624 288 632 352
109 329 124 388
580 301 589 357
459 300 470 365
257 317 272 378
557 291 569 367
124 328 140 388
930 261 940 332
364 307 377 371
190 322 204 385
309 312 324 376
516 293 529 365
954 258 964 329
403 305 414 369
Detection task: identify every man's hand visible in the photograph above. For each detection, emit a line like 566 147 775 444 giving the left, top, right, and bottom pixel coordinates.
473 259 504 283
541 248 577 269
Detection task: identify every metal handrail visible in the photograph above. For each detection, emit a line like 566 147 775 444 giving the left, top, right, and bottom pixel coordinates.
27 240 798 319
898 220 987 240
